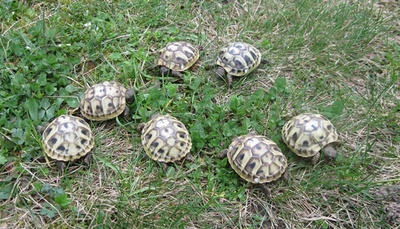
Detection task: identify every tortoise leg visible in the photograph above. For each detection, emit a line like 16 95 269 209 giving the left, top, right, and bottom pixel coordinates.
259 184 271 198
217 149 228 159
283 167 289 180
161 163 169 171
160 66 169 76
311 152 320 165
226 74 233 87
185 152 194 162
191 60 201 71
136 123 145 133
83 153 92 167
323 144 337 160
123 106 130 117
215 66 226 81
56 161 66 173
171 70 183 77
260 59 269 64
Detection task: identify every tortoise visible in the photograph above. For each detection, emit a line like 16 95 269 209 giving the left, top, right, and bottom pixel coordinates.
215 41 268 86
80 81 134 121
137 114 192 163
156 41 201 77
41 115 94 171
220 132 288 196
281 113 339 164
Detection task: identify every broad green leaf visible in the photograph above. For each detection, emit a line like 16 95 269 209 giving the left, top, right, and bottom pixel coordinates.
65 84 77 93
54 193 72 208
0 154 7 165
274 77 286 92
0 181 14 200
36 73 47 85
25 98 39 121
44 83 56 95
109 53 122 60
66 98 79 108
40 207 57 218
45 28 58 40
323 100 344 119
165 166 176 178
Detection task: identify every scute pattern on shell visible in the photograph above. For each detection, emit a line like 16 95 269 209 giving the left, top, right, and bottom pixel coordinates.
80 81 127 121
42 115 94 162
227 134 287 184
281 113 339 157
216 42 262 77
140 114 192 163
156 41 200 71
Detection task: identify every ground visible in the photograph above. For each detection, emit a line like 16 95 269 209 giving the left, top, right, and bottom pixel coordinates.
0 0 399 228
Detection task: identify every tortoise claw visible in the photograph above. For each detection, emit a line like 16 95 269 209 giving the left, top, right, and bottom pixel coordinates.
171 70 183 77
259 184 271 198
311 152 320 165
123 107 130 117
217 149 228 159
226 74 233 87
57 161 66 173
83 153 92 167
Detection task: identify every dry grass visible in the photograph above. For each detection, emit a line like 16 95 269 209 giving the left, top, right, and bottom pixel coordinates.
0 0 399 228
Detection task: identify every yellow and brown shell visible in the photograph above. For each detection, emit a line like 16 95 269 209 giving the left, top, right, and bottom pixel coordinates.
80 81 127 121
41 115 94 162
156 41 200 72
139 114 192 163
216 42 262 77
225 133 287 184
281 113 339 158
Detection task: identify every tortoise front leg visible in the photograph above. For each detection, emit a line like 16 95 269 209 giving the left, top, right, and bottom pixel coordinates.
226 74 233 87
171 70 183 77
259 184 271 198
83 153 92 167
56 161 66 173
123 106 130 117
160 66 169 76
311 152 321 165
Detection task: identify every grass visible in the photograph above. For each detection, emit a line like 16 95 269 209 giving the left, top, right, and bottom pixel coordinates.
0 0 399 228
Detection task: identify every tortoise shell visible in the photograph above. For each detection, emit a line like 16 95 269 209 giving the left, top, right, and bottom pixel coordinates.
41 115 94 162
139 114 192 163
156 41 200 72
281 113 339 158
80 81 129 121
225 133 287 184
216 42 262 77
